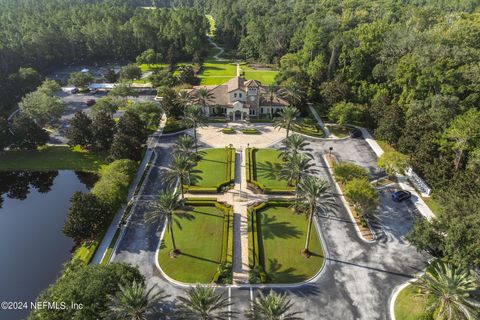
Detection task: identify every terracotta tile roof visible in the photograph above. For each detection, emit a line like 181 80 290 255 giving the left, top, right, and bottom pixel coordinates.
187 77 289 107
245 79 261 87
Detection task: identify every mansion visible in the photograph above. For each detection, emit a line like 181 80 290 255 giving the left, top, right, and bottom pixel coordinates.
187 76 289 121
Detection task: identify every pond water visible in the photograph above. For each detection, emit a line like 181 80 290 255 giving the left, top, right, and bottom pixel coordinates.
0 171 97 320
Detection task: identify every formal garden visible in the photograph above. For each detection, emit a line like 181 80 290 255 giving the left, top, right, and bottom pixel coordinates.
157 199 234 283
246 147 295 193
248 201 325 283
185 147 235 193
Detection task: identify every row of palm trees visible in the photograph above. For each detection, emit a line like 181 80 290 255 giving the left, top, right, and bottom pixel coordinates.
145 134 201 256
107 282 301 320
274 133 338 256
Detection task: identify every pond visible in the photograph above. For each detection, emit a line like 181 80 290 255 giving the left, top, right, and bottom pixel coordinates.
0 171 97 320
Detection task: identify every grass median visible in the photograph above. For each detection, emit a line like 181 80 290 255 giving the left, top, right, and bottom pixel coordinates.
158 204 229 283
252 203 324 283
251 148 293 191
189 148 232 190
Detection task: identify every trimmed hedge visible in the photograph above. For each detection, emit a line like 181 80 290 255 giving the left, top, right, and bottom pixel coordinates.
184 147 236 194
245 148 295 194
248 200 293 283
241 128 261 134
222 127 235 134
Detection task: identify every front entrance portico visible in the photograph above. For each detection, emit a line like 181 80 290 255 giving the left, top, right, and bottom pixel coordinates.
229 101 249 121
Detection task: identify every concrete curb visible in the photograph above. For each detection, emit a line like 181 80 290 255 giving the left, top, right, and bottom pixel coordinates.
388 268 427 320
153 205 330 289
105 114 166 264
322 154 377 243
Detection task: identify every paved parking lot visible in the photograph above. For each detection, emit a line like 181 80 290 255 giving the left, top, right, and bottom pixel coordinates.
49 91 156 144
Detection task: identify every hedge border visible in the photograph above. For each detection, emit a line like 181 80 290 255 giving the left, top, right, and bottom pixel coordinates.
248 199 294 283
245 148 295 194
185 147 236 194
183 199 234 283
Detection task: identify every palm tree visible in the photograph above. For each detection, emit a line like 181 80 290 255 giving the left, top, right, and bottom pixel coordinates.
195 87 214 113
175 90 192 114
145 189 183 255
164 154 195 199
280 81 306 109
414 260 480 320
298 176 338 256
246 290 301 320
106 280 168 320
279 134 311 159
176 285 235 320
182 105 208 153
266 84 278 119
279 153 317 187
273 106 298 139
172 134 196 160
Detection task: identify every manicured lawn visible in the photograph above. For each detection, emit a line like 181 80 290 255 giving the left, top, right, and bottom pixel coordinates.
241 65 278 85
192 148 230 187
138 63 167 72
158 205 226 283
258 205 324 283
395 284 430 320
0 146 106 172
252 148 291 189
326 124 351 138
198 60 237 85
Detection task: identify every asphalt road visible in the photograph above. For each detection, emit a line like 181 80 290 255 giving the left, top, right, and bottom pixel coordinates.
111 134 429 319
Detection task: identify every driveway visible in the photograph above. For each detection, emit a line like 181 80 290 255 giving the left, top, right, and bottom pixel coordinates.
194 123 286 149
110 133 429 319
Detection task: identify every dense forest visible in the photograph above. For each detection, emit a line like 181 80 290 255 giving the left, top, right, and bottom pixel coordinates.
0 0 208 115
171 0 480 266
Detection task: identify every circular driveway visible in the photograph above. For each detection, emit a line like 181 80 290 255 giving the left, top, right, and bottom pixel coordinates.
194 123 287 148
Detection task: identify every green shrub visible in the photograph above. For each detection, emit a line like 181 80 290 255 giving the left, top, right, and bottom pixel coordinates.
222 127 235 134
163 118 188 133
344 178 378 216
214 262 232 284
185 186 218 194
249 265 267 284
241 128 260 134
91 159 137 214
333 161 369 185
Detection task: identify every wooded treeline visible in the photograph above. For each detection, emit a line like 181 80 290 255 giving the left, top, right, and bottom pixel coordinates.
0 0 208 114
171 0 480 266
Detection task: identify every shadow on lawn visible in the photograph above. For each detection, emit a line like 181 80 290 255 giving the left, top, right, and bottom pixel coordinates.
259 213 302 240
254 161 283 181
159 240 219 265
266 258 310 283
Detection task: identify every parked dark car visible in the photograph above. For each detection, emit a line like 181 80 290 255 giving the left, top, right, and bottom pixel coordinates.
86 99 96 106
392 190 412 202
70 87 79 94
